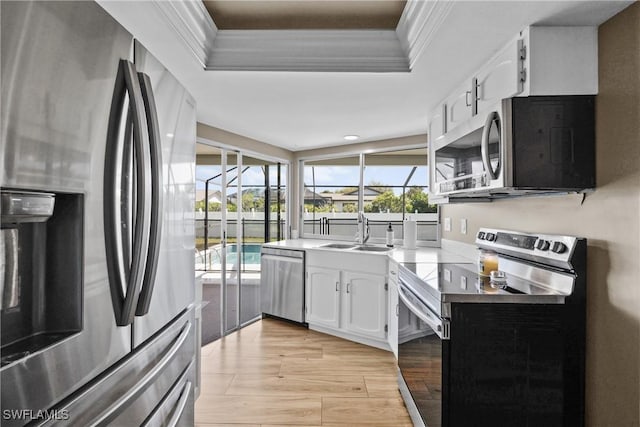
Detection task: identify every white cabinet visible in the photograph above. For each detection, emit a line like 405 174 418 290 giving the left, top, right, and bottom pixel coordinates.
306 266 340 329
427 104 446 143
475 26 597 115
445 80 474 133
343 271 387 340
475 38 523 114
305 250 389 349
426 26 597 147
387 261 399 358
523 26 597 96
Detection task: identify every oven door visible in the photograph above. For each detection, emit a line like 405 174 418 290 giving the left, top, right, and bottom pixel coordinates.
397 281 447 427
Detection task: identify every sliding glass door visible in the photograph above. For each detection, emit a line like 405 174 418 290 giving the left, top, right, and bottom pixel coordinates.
196 144 288 342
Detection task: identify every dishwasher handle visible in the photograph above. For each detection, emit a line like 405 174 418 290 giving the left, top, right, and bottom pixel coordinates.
261 247 304 259
261 254 303 264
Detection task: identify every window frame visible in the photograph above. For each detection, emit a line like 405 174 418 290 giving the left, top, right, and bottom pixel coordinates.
298 146 439 247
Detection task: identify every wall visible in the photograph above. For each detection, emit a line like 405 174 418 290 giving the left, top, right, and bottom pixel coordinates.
441 4 640 425
197 122 294 162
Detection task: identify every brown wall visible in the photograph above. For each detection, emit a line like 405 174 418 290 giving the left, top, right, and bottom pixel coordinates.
197 122 294 162
441 4 640 425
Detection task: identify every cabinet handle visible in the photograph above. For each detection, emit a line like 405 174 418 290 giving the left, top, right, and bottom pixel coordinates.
465 90 472 107
471 77 479 116
390 270 396 276
396 303 399 317
346 282 351 294
442 103 447 134
335 281 339 292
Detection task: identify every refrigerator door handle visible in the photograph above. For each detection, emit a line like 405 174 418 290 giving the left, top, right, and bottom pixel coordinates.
140 366 192 427
135 72 163 316
104 59 152 326
166 381 192 427
91 320 192 425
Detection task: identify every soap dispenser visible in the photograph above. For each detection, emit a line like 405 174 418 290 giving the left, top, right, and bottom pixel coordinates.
386 223 394 247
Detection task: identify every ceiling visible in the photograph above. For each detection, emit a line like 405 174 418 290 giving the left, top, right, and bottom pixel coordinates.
203 1 406 29
98 1 632 152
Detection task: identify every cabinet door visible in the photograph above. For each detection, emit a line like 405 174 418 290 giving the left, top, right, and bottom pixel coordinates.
445 80 474 132
343 271 387 340
476 38 523 114
387 265 399 358
428 104 447 143
306 267 341 329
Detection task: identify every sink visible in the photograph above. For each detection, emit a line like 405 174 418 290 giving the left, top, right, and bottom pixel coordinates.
352 245 393 252
320 243 357 250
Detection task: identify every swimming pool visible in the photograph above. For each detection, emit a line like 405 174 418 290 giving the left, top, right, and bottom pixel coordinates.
196 243 263 271
225 243 262 265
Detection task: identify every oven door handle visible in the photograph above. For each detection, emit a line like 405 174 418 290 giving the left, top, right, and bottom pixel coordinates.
398 283 448 340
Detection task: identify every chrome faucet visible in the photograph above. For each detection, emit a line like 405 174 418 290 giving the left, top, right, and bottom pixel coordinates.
355 211 370 244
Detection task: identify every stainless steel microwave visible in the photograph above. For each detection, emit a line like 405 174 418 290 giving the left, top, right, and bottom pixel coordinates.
429 96 595 199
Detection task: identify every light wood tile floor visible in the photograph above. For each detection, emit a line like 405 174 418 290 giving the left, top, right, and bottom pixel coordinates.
195 318 412 426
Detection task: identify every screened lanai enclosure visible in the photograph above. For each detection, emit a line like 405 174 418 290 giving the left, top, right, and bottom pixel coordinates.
195 144 287 344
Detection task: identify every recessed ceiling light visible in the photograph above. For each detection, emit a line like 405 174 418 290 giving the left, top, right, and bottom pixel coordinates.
166 133 174 138
344 135 359 141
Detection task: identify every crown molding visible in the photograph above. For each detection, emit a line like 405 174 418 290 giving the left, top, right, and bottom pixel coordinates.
153 0 218 68
396 0 455 69
151 0 447 72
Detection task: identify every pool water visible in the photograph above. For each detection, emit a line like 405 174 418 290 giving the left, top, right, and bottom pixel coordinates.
225 244 262 265
196 243 264 271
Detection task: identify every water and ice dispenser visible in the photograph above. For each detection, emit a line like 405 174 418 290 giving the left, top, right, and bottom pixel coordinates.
0 189 83 367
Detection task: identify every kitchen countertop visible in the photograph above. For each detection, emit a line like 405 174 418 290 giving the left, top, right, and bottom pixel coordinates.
262 239 476 263
262 239 565 305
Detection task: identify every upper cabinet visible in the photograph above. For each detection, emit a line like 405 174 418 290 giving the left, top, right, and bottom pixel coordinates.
522 26 598 96
445 79 475 134
427 26 598 143
475 38 523 114
427 104 446 143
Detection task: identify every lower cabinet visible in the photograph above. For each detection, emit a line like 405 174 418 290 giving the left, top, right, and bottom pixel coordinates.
387 261 399 358
305 251 389 348
306 266 340 329
343 271 387 341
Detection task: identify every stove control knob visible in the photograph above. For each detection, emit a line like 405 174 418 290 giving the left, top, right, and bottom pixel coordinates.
485 233 496 242
535 239 550 251
477 231 486 240
551 242 568 254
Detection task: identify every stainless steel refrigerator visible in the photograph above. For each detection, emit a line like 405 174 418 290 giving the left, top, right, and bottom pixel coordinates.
1 1 197 425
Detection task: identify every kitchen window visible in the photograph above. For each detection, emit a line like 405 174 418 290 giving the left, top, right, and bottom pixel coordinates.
300 147 438 245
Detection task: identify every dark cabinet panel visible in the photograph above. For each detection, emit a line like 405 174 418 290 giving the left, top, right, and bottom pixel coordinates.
447 303 585 427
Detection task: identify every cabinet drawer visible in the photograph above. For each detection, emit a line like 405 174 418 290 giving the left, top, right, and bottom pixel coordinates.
306 249 387 275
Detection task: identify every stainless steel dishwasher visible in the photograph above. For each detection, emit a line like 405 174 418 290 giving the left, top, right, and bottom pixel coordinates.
260 247 305 323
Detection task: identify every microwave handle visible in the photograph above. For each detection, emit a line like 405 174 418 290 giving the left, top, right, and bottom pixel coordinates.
481 111 500 180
